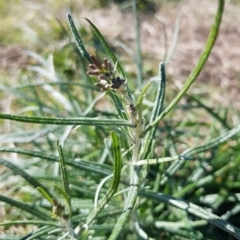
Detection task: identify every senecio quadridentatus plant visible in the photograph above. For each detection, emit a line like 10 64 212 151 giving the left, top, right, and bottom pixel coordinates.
1 0 240 239
65 1 228 238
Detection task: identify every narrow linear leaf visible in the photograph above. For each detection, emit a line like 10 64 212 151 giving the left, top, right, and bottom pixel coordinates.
133 155 179 166
16 81 98 91
109 126 132 143
108 91 128 120
182 123 240 157
0 113 135 127
57 141 70 197
0 126 58 144
149 63 166 123
136 81 152 108
68 14 92 63
110 131 122 191
108 130 143 240
165 13 181 65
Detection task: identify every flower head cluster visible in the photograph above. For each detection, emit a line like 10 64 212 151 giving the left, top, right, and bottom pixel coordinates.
87 55 125 92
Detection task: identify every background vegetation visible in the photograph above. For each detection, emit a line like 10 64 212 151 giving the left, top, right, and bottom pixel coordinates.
0 0 240 239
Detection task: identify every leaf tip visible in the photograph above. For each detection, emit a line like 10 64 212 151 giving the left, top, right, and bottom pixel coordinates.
67 13 72 21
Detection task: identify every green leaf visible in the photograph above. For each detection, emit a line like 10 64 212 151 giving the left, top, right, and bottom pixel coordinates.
57 141 72 215
57 141 70 197
54 185 71 214
141 62 166 159
37 187 54 204
68 14 92 63
108 129 141 240
0 113 135 127
25 226 54 240
110 131 122 191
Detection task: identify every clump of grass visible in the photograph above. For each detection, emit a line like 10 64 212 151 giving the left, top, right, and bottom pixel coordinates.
1 0 240 239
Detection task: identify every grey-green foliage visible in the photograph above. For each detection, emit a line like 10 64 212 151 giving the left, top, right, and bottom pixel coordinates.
1 0 240 239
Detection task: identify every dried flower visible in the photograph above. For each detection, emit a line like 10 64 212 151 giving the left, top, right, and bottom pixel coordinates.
87 55 126 92
52 198 65 217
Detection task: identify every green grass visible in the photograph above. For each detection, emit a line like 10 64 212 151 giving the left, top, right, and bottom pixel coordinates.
1 0 240 239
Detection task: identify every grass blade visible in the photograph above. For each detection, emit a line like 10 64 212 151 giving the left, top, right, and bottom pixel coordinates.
141 62 166 159
26 226 55 240
57 141 70 197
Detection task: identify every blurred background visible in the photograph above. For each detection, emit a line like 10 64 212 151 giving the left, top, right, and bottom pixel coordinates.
1 0 239 113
